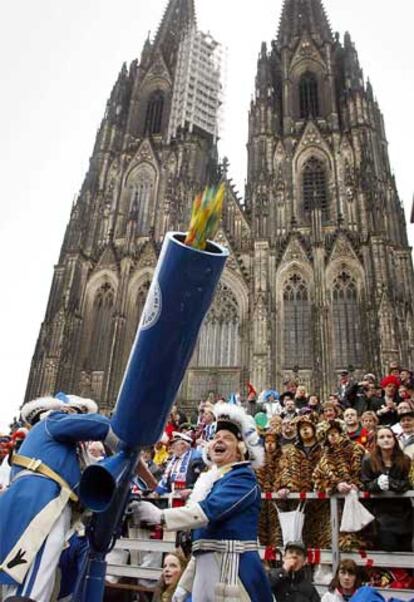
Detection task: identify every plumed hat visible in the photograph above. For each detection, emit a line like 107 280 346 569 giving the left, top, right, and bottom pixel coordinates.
213 402 264 468
55 392 98 414
21 396 64 426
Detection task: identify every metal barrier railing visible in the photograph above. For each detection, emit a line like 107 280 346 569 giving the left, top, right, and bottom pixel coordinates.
260 490 414 573
106 490 414 597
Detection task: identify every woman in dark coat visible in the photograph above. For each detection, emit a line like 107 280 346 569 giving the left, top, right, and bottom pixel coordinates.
361 426 412 551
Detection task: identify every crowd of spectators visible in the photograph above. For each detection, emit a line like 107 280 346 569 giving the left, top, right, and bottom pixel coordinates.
1 362 414 600
124 363 414 598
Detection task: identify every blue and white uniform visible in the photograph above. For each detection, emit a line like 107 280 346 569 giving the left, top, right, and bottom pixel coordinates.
136 402 270 601
163 462 273 602
0 410 115 601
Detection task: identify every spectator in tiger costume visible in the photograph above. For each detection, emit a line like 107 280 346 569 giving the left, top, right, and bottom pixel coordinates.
256 431 283 548
312 420 368 550
276 416 326 548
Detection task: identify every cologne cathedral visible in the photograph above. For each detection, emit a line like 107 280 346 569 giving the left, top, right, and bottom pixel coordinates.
25 0 414 411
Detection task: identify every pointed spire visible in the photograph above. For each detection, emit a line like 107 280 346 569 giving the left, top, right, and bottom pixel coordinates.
343 31 364 91
153 0 195 65
277 0 333 46
141 31 153 66
104 62 132 127
366 78 374 102
255 42 271 96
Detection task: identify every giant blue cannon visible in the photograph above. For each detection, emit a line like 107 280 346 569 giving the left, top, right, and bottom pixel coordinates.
75 231 228 601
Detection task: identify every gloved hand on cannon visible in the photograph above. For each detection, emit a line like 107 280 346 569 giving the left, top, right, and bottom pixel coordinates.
130 500 164 525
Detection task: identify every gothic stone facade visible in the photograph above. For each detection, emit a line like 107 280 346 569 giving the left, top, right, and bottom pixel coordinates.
25 0 414 411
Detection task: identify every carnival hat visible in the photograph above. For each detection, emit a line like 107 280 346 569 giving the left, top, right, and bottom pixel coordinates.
316 419 345 440
170 431 193 445
20 396 65 426
55 392 98 414
296 415 317 438
325 419 345 432
380 375 400 389
263 389 280 401
213 401 264 468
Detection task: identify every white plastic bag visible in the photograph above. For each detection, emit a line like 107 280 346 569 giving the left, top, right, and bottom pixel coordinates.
275 502 306 545
313 564 333 585
340 489 375 532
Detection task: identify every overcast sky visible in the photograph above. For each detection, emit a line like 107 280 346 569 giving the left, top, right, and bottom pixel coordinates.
0 0 413 431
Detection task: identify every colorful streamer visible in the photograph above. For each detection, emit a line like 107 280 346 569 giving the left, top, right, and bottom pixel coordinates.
184 182 225 250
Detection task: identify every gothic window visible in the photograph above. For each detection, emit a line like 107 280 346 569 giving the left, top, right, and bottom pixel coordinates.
192 283 240 367
303 157 328 219
283 274 312 368
331 271 363 368
299 72 319 118
145 91 164 135
88 283 115 371
127 164 156 235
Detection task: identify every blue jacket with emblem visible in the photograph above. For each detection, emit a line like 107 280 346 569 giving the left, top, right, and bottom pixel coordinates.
0 411 112 586
193 462 273 602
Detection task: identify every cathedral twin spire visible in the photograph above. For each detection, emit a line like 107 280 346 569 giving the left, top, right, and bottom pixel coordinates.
277 0 333 45
25 0 414 411
152 0 195 66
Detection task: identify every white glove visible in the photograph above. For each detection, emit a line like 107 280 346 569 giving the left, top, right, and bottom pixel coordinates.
132 501 162 525
172 586 189 602
377 474 389 491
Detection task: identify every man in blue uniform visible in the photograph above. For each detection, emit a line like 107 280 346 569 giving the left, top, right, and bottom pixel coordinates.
0 395 118 602
135 402 273 602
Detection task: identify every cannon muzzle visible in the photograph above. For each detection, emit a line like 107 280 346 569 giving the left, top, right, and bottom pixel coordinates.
79 450 134 513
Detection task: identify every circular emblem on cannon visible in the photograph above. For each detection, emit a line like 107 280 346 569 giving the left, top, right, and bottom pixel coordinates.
140 280 162 330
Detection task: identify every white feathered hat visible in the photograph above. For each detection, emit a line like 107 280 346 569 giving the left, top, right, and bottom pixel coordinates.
21 396 64 426
212 402 264 469
55 392 98 414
